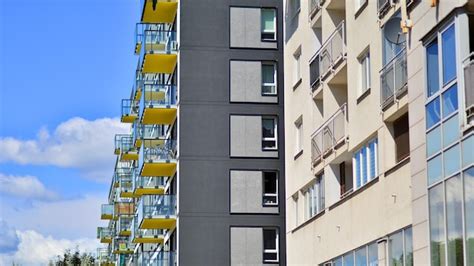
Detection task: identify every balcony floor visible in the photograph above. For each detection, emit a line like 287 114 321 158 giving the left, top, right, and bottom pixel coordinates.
120 152 139 161
142 1 178 24
132 235 164 244
142 107 177 125
140 217 176 230
121 114 138 123
134 186 165 196
142 54 177 74
141 162 177 177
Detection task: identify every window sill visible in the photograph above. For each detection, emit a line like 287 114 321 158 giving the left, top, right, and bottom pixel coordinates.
291 209 326 233
292 78 302 90
356 88 371 104
328 176 380 211
293 150 303 160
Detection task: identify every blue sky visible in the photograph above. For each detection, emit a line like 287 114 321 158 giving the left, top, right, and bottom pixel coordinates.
0 0 140 263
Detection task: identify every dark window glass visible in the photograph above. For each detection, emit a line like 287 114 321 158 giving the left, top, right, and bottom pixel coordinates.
394 113 410 162
263 229 277 250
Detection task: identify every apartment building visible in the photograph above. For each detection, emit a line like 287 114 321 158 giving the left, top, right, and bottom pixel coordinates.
96 0 286 265
284 0 473 265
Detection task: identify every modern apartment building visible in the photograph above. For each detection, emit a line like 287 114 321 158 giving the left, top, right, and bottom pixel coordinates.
284 0 473 265
96 0 286 265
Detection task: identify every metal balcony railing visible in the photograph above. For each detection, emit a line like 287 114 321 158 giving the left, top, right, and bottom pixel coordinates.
135 251 176 266
132 216 164 241
311 103 348 166
117 216 133 234
96 248 112 263
140 139 177 164
137 195 176 221
136 23 177 54
134 174 166 192
112 237 134 254
380 48 407 109
378 0 391 16
309 21 346 91
309 0 325 20
121 99 139 120
115 134 135 154
142 83 177 108
463 53 474 124
101 204 114 218
116 167 133 193
97 227 113 240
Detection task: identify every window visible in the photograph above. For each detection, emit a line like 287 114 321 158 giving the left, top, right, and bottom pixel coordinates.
294 117 303 155
324 241 378 266
293 49 302 85
263 172 278 206
353 138 378 189
465 167 474 265
393 113 410 162
441 24 456 84
304 174 324 220
261 9 276 41
426 39 439 97
262 63 277 95
263 228 279 263
388 228 413 266
262 117 278 150
429 183 445 266
358 50 371 97
355 0 367 13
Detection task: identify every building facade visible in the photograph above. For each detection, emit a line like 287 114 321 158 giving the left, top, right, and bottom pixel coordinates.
284 0 473 265
97 0 286 265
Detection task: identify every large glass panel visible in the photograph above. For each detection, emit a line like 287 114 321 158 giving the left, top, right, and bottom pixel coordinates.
388 231 403 266
361 147 367 185
443 114 459 148
426 97 441 129
465 167 474 266
262 64 276 95
445 175 464 266
343 252 354 266
427 39 440 97
261 9 276 40
443 144 460 178
368 242 378 266
442 84 458 118
334 257 343 266
428 154 442 185
442 24 456 85
369 140 377 179
427 125 441 157
429 184 446 266
405 228 413 266
262 118 275 138
355 246 367 266
462 135 474 167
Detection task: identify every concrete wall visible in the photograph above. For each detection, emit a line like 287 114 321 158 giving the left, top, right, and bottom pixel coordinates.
178 0 285 265
230 7 278 49
230 60 278 103
230 227 263 266
230 170 279 214
230 115 279 158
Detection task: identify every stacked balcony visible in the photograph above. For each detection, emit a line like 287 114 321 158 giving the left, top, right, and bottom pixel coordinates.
101 204 114 220
97 227 113 244
97 248 114 266
311 103 348 167
132 216 165 244
112 237 134 255
115 134 139 161
137 194 176 230
116 165 135 198
380 48 408 109
135 251 176 265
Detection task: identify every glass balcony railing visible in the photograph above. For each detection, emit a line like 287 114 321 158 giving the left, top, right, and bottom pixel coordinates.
121 99 139 123
309 21 346 91
311 103 348 166
97 227 113 242
378 0 391 16
97 248 113 264
136 251 176 266
117 216 133 236
132 216 164 243
135 23 177 55
142 84 177 108
134 175 166 193
309 0 324 20
116 166 134 197
115 134 138 161
140 139 177 164
463 53 474 124
101 204 114 220
114 202 134 218
137 195 176 224
112 237 134 254
380 48 407 109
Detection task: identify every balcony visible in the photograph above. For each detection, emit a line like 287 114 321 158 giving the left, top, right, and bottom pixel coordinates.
463 53 474 125
121 99 139 123
97 227 113 244
140 0 178 24
112 237 134 255
96 248 114 266
136 24 178 74
134 174 166 196
380 48 407 109
132 122 143 149
311 103 348 166
101 204 114 220
117 216 133 237
114 202 134 219
132 216 164 244
140 83 177 125
115 134 139 161
139 139 177 177
137 195 176 230
135 251 176 266
116 166 135 198
309 21 346 92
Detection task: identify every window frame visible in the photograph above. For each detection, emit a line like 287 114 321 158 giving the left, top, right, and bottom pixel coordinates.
262 228 279 263
262 117 278 151
294 116 303 156
261 8 277 42
353 138 378 190
293 48 302 86
303 173 324 221
261 62 277 96
262 171 278 207
358 48 371 98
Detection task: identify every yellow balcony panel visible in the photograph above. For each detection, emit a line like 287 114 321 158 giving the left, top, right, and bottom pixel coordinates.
119 230 131 237
134 186 165 196
120 152 139 161
144 89 166 102
113 249 134 255
141 162 177 177
120 190 136 198
101 214 113 220
142 54 177 74
121 114 138 123
114 148 121 155
132 235 164 244
134 139 143 149
140 217 176 230
143 139 165 148
142 1 178 24
142 107 177 125
100 237 112 244
135 42 142 55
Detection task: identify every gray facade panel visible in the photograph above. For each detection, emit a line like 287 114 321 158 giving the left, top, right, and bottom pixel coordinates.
230 227 264 266
230 7 277 49
230 115 278 158
230 61 278 103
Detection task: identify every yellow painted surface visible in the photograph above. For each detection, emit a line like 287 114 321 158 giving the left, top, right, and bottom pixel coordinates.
114 148 121 155
132 235 164 244
101 214 113 220
144 90 165 101
142 1 178 24
134 89 142 102
140 217 176 230
121 114 137 123
134 186 165 196
113 249 134 255
135 139 143 148
141 162 176 177
142 107 177 125
135 42 142 55
120 191 135 198
119 230 131 237
100 237 112 244
142 138 165 148
142 54 177 74
121 152 139 161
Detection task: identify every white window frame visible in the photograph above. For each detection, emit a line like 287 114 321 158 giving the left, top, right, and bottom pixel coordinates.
262 117 278 151
261 9 277 41
294 117 303 155
262 62 277 96
262 171 278 206
303 174 324 220
263 228 279 263
358 49 371 97
293 48 302 85
353 138 378 190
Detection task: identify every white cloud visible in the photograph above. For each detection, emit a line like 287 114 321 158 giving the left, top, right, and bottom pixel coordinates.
0 174 58 201
0 220 19 253
0 229 100 266
0 117 129 182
